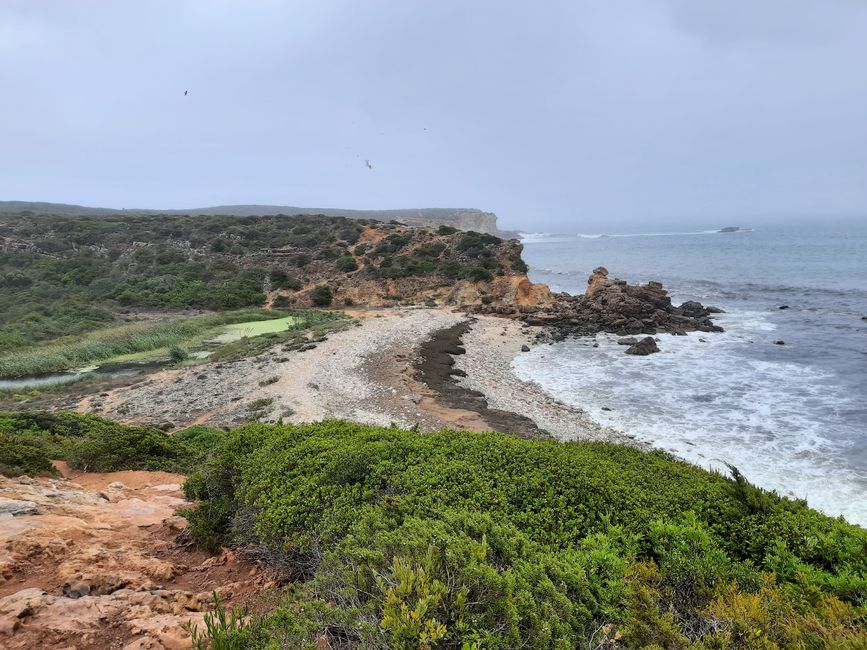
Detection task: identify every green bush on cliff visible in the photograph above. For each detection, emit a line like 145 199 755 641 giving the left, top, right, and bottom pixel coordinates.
182 421 867 649
0 412 195 474
310 285 333 306
335 255 359 273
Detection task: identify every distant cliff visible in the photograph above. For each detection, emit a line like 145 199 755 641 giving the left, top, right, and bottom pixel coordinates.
0 202 509 236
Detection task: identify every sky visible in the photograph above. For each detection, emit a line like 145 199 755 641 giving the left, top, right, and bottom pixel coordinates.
1 1 866 231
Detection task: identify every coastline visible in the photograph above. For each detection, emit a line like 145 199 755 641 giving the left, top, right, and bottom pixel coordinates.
67 307 633 447
453 316 645 447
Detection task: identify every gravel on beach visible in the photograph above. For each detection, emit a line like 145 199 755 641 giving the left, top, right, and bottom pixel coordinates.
76 307 641 447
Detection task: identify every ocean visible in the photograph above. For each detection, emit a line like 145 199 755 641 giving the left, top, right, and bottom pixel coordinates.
516 219 867 526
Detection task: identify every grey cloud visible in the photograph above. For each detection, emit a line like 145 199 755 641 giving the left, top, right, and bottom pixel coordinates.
0 0 865 231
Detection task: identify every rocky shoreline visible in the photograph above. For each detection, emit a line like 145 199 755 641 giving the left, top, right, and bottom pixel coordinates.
470 266 724 342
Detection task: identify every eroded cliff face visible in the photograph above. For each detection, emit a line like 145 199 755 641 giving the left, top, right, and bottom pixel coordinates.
268 224 551 310
390 210 502 235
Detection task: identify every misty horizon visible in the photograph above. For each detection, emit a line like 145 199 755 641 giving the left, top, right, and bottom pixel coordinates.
2 1 866 231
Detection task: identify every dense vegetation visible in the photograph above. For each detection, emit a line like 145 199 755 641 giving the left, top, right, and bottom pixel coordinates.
0 412 201 475
0 212 526 352
180 421 866 649
0 213 367 351
2 414 864 646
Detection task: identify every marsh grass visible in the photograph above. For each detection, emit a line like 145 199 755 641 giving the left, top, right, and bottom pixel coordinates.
0 309 290 378
208 311 349 363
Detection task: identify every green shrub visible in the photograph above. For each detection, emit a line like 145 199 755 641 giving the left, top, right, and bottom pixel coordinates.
459 266 494 282
174 425 224 457
437 225 458 235
310 285 333 307
67 422 191 472
335 256 358 273
181 421 867 649
169 344 189 363
270 270 302 291
190 592 253 649
0 432 58 477
0 412 196 474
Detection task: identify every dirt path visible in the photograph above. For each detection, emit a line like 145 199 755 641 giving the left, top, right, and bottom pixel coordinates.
0 465 269 649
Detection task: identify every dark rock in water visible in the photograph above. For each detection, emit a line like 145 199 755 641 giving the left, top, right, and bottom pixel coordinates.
520 344 530 352
601 406 612 411
592 342 599 348
617 337 639 345
705 306 725 314
699 338 708 343
625 337 659 356
862 315 867 321
774 340 786 345
779 305 790 310
679 300 709 317
719 226 740 233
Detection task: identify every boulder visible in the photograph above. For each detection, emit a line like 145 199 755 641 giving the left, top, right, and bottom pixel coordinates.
625 337 659 356
617 337 639 345
520 344 530 352
679 300 709 317
0 498 37 516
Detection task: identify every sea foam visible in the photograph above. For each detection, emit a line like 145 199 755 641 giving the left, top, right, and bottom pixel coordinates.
512 309 867 526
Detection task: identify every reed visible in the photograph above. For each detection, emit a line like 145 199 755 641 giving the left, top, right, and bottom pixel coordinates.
0 309 289 378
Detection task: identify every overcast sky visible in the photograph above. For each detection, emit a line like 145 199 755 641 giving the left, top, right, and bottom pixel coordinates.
2 1 866 231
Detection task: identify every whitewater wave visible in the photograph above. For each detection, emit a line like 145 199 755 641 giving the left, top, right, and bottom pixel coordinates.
574 229 752 239
511 310 867 526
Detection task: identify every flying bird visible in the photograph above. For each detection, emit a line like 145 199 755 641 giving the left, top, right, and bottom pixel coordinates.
365 159 374 169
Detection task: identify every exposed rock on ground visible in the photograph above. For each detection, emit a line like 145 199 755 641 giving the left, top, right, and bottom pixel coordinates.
0 465 268 649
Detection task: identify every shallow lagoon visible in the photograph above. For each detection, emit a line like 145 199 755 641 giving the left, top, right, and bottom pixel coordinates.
0 315 298 391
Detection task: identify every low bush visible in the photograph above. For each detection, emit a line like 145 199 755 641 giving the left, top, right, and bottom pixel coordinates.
335 256 359 273
0 412 194 475
0 432 58 476
67 422 191 472
310 285 333 307
182 422 867 649
459 266 494 282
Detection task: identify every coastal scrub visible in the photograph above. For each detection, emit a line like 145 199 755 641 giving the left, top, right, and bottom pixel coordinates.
182 421 867 649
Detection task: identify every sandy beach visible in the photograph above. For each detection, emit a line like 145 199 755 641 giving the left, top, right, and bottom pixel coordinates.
72 307 633 446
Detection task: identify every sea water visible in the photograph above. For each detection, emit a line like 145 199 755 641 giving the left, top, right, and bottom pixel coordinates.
515 219 867 525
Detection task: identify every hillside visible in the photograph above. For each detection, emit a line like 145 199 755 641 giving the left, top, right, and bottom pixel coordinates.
0 201 511 236
0 212 538 353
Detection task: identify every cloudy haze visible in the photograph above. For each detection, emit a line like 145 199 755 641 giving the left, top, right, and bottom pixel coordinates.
2 1 866 231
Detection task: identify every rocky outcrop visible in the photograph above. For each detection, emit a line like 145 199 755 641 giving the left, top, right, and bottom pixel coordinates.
0 467 268 649
625 337 660 356
470 267 724 340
